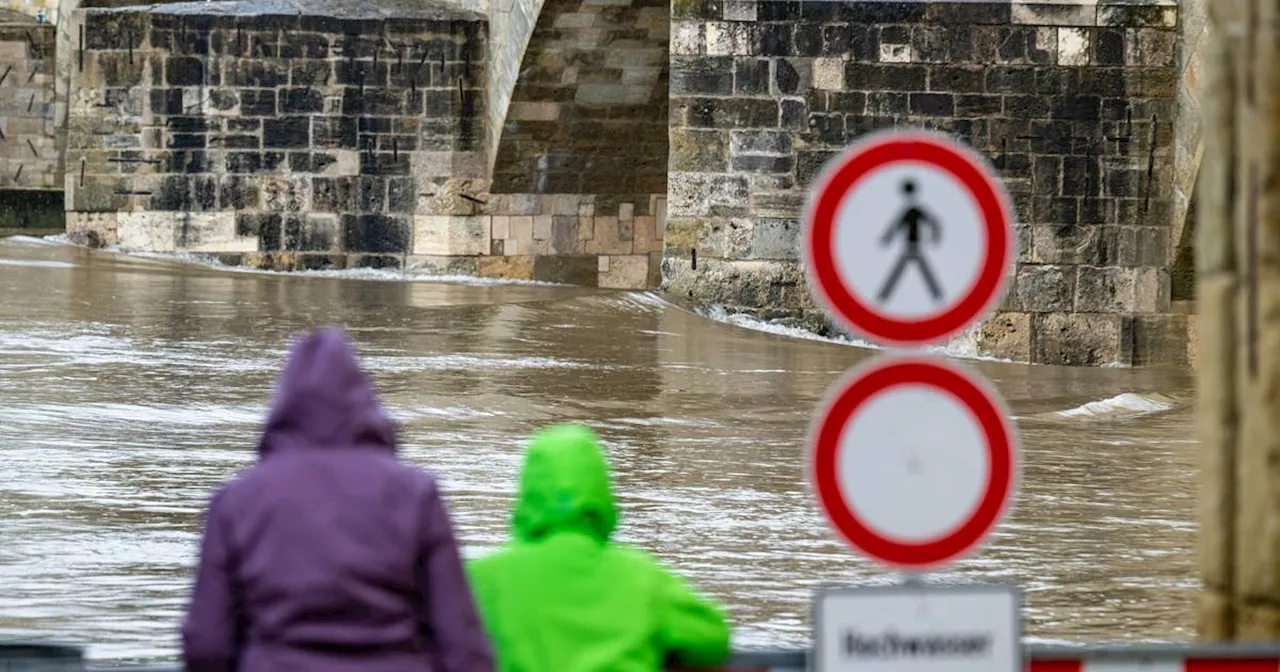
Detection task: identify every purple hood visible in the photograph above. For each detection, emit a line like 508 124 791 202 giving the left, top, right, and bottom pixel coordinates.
257 327 397 457
182 327 494 672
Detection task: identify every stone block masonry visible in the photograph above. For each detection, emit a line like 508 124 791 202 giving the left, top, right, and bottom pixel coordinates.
64 0 664 290
663 0 1186 366
478 0 671 288
0 16 57 192
491 0 669 195
66 0 489 270
0 14 61 229
409 191 666 288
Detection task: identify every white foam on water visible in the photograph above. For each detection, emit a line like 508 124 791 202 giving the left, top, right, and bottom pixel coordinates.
0 402 266 428
0 258 76 269
1054 392 1176 419
0 232 70 248
697 305 1015 364
362 353 592 372
1 234 69 247
391 405 505 422
87 243 571 288
0 330 131 354
625 291 671 308
700 305 847 344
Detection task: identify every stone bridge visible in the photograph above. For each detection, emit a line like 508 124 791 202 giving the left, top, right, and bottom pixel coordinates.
474 0 1207 367
0 0 1209 366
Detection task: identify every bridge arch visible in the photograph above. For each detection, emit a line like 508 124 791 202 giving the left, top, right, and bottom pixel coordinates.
1171 0 1207 301
487 0 668 195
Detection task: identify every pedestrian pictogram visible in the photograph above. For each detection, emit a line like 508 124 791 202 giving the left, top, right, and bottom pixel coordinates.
878 179 943 305
802 129 1016 347
806 353 1020 571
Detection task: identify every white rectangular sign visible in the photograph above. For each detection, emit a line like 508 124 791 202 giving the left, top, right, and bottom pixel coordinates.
814 583 1021 672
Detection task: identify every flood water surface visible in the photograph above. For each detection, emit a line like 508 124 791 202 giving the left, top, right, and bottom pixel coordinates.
0 237 1197 664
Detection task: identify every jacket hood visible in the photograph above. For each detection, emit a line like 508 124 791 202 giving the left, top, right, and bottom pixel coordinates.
256 327 397 457
511 424 617 544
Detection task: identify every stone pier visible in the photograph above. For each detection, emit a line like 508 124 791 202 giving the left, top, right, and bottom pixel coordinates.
661 0 1189 367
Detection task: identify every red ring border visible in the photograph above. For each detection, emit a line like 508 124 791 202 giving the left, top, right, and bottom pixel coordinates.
809 355 1017 570
803 131 1015 346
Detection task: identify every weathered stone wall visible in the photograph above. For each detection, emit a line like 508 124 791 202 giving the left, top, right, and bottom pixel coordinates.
0 15 61 228
61 0 666 288
0 17 57 190
491 0 667 194
663 0 1184 366
65 0 488 267
467 0 670 288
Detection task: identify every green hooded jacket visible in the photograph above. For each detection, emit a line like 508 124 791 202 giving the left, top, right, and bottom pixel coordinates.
466 424 732 672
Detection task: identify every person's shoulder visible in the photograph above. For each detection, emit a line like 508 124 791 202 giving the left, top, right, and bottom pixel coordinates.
607 543 668 574
212 463 259 498
466 543 522 582
199 465 263 520
393 462 441 498
467 546 503 570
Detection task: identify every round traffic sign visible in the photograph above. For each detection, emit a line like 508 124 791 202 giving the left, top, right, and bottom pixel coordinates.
807 353 1019 570
802 128 1016 347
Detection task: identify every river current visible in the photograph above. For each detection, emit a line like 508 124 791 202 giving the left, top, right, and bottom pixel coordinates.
0 235 1196 665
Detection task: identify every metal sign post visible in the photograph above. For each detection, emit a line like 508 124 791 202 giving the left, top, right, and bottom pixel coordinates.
801 128 1022 672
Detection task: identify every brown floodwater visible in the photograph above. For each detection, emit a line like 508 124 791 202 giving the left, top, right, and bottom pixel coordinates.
0 235 1197 665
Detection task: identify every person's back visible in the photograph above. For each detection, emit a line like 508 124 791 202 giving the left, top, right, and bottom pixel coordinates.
467 424 730 672
182 327 493 672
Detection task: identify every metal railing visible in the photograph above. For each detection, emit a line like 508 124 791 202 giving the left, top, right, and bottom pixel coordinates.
75 643 1280 671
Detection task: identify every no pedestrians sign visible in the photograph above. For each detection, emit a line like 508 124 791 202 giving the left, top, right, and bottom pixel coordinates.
802 128 1016 347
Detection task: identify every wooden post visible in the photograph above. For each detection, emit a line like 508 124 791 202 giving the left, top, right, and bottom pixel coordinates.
1235 0 1280 637
1196 0 1240 641
1198 0 1280 640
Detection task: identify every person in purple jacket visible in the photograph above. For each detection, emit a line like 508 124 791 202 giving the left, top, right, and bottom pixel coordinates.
181 326 494 672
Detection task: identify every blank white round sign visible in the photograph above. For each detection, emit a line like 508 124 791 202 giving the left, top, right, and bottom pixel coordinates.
837 383 991 543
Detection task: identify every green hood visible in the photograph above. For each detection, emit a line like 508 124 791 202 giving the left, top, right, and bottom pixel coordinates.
511 423 618 544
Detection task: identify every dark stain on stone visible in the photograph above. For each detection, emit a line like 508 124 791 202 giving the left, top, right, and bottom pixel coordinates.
280 88 324 114
150 88 184 115
386 177 415 213
263 117 310 148
773 59 800 95
151 175 190 211
225 151 285 173
219 175 258 208
341 214 409 253
209 89 238 110
239 89 276 116
168 133 206 149
193 176 217 209
166 56 204 86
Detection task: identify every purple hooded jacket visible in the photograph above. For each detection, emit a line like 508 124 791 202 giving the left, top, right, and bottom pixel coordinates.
181 327 494 672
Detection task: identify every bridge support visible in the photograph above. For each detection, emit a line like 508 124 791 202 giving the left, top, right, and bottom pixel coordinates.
1197 0 1280 641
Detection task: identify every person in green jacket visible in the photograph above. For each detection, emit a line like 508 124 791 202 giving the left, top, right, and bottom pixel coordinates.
466 423 732 672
